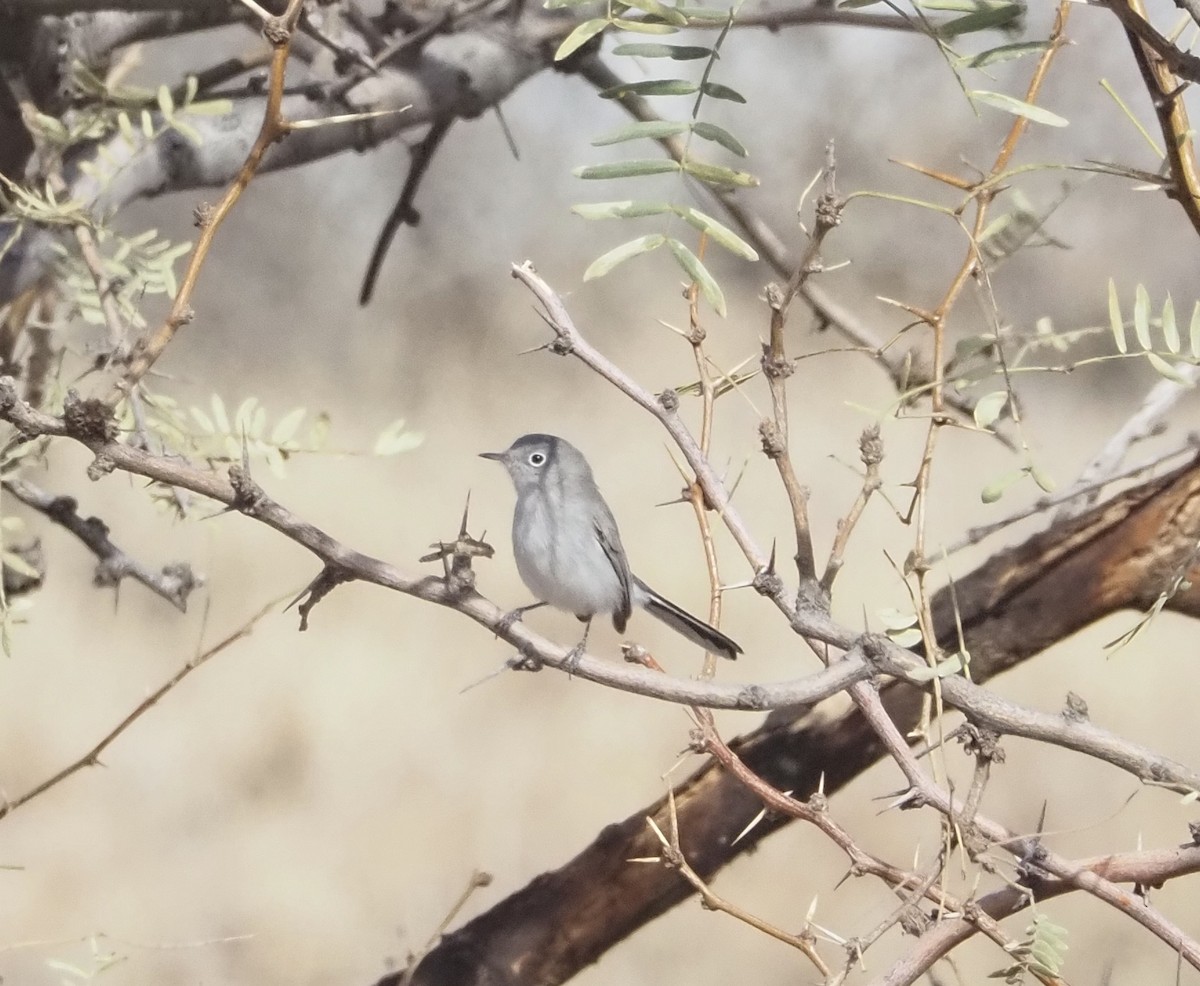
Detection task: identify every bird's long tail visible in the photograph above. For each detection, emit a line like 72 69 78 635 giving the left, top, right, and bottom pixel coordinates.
633 577 742 660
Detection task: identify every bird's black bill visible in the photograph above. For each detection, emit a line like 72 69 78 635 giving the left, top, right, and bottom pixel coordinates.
479 451 505 461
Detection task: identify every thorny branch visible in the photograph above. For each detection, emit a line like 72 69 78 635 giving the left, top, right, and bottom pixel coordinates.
0 377 869 711
756 142 841 588
1104 2 1200 238
894 3 1072 746
105 0 307 408
850 672 1200 981
680 245 734 680
3 477 201 609
0 592 286 823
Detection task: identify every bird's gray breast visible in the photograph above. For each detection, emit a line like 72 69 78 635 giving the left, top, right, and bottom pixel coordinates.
512 485 627 618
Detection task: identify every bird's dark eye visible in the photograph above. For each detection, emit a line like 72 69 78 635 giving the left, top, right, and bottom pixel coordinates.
528 452 546 466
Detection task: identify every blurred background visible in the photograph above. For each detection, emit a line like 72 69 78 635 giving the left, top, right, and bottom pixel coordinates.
1 3 1198 984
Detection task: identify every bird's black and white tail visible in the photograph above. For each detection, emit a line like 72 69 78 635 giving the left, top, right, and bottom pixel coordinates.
634 577 742 660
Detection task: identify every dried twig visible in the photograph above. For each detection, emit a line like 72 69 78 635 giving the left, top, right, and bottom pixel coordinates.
0 592 288 823
107 0 308 408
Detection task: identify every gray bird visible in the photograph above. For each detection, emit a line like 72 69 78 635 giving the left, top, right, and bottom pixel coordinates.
480 434 742 662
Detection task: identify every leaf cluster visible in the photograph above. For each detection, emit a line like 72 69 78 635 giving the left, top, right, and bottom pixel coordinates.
556 2 759 315
130 393 422 499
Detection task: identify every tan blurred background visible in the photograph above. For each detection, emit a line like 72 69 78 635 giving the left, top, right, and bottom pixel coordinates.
2 4 1199 985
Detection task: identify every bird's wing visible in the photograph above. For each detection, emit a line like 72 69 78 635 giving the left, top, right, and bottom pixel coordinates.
593 510 633 633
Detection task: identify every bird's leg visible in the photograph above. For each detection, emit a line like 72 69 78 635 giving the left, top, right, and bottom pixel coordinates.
563 617 592 675
496 601 547 636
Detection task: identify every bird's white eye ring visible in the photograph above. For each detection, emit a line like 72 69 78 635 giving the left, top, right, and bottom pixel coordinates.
529 452 546 466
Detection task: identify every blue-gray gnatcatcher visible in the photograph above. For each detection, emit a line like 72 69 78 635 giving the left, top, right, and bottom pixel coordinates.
481 434 741 661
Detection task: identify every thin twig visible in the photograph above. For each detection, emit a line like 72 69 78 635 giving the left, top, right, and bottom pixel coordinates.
758 142 841 586
650 782 831 973
847 674 1200 978
107 0 308 409
681 238 730 679
0 592 289 823
820 425 883 593
1056 366 1200 521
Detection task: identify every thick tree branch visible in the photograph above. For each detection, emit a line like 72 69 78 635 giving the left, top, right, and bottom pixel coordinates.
389 267 1200 986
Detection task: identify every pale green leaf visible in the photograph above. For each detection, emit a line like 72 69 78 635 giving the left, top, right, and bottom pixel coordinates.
877 608 917 630
211 393 230 434
681 158 758 187
1133 283 1152 350
971 90 1068 127
609 18 677 33
118 112 136 145
611 42 713 58
701 81 746 103
981 470 1022 503
190 406 215 434
591 120 689 146
972 390 1008 429
678 207 758 259
889 627 924 648
374 419 424 456
964 40 1052 68
156 84 174 118
678 5 734 20
271 407 307 445
1146 352 1196 384
667 237 725 316
691 121 747 156
574 160 680 180
184 98 234 116
600 79 697 99
233 396 258 437
583 234 667 279
555 18 607 61
1108 278 1126 353
571 200 674 219
2 550 41 579
1191 301 1200 358
1029 464 1055 493
1162 294 1180 353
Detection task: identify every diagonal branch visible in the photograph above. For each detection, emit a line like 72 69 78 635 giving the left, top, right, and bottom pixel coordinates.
3 476 201 609
0 591 287 823
106 0 307 407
